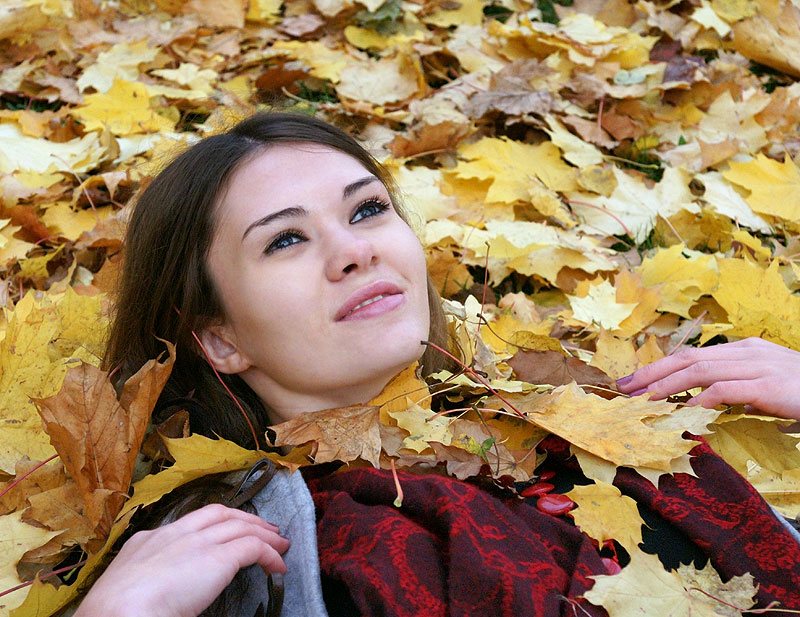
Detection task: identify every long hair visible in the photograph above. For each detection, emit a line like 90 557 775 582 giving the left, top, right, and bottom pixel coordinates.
105 112 450 450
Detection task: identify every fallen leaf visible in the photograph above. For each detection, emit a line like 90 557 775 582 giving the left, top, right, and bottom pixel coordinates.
490 383 720 474
585 549 756 616
269 405 382 466
722 153 800 223
509 349 613 388
567 481 644 552
0 511 61 615
388 403 453 453
33 344 174 537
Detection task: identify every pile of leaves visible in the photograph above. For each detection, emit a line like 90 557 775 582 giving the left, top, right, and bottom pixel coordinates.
2 0 800 615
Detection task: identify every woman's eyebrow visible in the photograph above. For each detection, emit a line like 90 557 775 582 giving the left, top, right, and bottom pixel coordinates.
342 176 379 199
242 206 307 240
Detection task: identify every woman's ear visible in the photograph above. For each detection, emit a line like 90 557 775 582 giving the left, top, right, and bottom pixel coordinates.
198 325 252 374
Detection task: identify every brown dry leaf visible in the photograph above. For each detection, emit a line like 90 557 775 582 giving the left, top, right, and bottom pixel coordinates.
0 459 65 516
390 121 469 159
269 405 382 467
508 349 613 389
23 481 95 554
464 60 554 119
33 344 175 537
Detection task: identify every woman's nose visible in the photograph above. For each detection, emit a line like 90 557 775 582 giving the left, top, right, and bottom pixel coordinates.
324 228 377 281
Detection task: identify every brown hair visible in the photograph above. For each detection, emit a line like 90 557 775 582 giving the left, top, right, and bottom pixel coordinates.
105 111 450 450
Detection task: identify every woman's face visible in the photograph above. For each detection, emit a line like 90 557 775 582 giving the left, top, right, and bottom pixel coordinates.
203 144 431 423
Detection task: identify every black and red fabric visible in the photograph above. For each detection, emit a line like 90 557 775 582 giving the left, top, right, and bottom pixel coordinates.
307 436 800 617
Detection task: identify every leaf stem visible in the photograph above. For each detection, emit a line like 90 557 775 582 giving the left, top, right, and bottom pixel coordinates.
687 588 800 614
563 199 632 238
0 559 88 600
667 311 707 356
421 340 525 419
0 453 59 501
390 459 403 507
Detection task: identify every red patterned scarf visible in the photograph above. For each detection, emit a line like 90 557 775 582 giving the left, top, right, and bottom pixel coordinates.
307 437 800 616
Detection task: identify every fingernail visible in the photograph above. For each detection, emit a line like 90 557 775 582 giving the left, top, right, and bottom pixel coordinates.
629 387 647 396
616 375 633 387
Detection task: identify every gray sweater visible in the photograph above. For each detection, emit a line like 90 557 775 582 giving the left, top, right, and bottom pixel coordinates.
240 469 329 617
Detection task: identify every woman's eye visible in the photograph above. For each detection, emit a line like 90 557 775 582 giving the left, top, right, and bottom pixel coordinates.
350 198 390 223
265 230 304 254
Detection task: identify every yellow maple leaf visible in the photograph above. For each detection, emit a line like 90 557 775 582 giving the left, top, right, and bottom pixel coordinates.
18 244 64 280
567 481 644 552
0 221 35 267
544 115 604 167
271 41 350 82
151 63 218 94
568 279 638 331
71 78 176 136
567 167 663 243
388 403 453 453
41 203 112 242
585 549 757 616
711 0 758 22
637 244 719 318
457 220 616 285
722 152 800 222
0 300 61 473
454 137 578 204
75 40 158 94
705 258 800 349
495 384 720 474
614 270 661 338
0 288 108 473
0 123 106 174
368 362 431 423
589 330 639 380
246 0 282 23
696 171 772 234
344 26 425 51
423 0 483 27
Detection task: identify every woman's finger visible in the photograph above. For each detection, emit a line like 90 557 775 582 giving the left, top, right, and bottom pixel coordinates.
194 518 290 554
687 380 763 410
219 535 289 575
617 346 747 393
159 502 280 535
631 360 764 400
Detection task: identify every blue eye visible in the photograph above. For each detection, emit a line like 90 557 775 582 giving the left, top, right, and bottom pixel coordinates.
265 230 304 254
351 197 390 223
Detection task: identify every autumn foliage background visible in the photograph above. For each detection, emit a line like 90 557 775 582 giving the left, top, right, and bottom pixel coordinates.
2 0 800 614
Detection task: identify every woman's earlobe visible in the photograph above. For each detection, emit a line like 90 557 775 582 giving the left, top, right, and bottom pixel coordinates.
198 326 252 374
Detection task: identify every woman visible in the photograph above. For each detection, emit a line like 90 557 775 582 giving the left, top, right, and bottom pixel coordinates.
75 113 800 617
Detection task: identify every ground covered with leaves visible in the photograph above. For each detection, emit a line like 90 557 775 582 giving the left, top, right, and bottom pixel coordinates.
2 0 800 615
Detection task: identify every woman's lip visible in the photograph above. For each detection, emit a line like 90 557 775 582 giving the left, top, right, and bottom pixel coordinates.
335 281 403 321
338 293 404 321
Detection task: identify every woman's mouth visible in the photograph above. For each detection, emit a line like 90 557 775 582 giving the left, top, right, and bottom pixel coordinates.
336 282 404 321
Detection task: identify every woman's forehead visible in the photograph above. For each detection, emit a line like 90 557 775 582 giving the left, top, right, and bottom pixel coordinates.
215 144 385 228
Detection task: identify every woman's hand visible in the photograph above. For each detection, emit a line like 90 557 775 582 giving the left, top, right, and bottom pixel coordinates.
616 338 800 420
74 503 290 617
